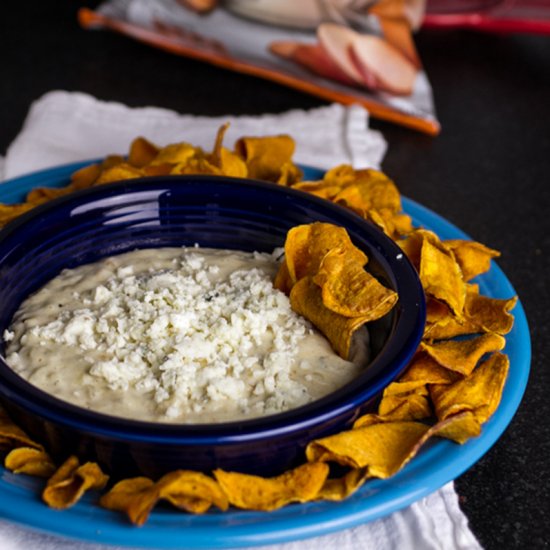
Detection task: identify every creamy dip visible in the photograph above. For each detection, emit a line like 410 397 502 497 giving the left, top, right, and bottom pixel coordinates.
4 247 367 423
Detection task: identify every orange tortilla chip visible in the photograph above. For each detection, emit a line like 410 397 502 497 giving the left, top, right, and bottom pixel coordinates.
214 462 329 511
430 352 510 424
444 240 500 281
420 333 506 376
43 455 109 510
290 277 369 359
4 447 56 478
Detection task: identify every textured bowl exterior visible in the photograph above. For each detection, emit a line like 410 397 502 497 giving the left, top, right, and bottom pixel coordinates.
0 176 425 476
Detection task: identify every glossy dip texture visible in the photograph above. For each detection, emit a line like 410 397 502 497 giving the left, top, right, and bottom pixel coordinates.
5 247 364 423
0 176 425 477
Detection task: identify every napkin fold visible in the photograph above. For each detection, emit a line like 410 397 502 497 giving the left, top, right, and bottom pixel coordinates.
3 90 387 180
0 91 482 550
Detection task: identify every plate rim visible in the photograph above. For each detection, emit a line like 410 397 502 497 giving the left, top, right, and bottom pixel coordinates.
0 161 531 548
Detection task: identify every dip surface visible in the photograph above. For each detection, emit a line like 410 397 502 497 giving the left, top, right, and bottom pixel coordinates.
4 247 365 423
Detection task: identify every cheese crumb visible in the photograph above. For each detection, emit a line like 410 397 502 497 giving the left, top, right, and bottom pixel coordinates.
23 249 315 418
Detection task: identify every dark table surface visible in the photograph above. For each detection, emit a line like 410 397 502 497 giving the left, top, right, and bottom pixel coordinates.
1 2 549 549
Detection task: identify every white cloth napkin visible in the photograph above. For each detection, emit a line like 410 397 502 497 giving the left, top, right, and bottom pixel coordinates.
0 91 482 550
2 91 387 180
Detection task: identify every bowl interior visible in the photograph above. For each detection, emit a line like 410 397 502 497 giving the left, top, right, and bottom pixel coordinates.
0 175 425 439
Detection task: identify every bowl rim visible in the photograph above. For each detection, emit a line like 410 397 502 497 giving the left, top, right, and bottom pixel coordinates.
0 175 426 444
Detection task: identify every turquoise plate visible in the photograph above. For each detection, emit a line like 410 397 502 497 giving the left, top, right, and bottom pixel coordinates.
0 162 531 548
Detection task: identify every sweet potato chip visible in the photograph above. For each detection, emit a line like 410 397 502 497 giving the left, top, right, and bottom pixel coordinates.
465 293 517 335
0 202 39 227
433 411 482 444
283 222 367 285
420 235 466 317
69 163 102 187
290 276 370 359
317 468 370 501
332 169 402 214
0 407 43 451
425 297 451 324
128 137 160 168
277 161 303 186
234 134 300 183
424 288 516 340
207 123 248 178
100 471 228 525
281 224 312 285
314 247 398 319
424 315 479 341
444 240 500 281
430 352 510 424
377 385 432 421
94 163 144 185
420 333 506 376
171 157 222 176
400 353 460 385
155 470 229 514
211 122 229 166
100 477 157 526
216 148 248 178
291 180 341 199
43 455 109 510
322 164 357 187
307 417 430 477
273 258 293 295
214 462 329 511
150 142 198 166
4 447 56 477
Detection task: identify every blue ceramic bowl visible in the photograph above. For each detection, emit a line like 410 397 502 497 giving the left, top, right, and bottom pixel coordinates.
0 176 425 477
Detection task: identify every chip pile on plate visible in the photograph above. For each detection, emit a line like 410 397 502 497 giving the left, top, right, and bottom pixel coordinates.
0 128 516 523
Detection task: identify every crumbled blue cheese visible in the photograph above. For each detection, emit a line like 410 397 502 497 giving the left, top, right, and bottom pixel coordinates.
5 248 364 423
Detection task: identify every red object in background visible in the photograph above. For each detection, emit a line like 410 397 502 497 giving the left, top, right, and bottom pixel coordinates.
423 0 550 34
